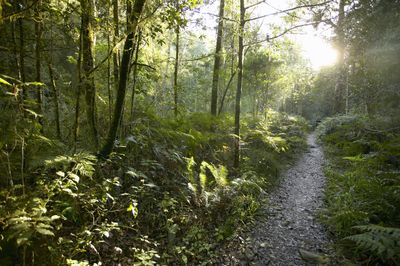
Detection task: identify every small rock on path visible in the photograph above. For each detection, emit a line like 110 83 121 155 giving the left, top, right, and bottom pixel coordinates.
216 133 334 265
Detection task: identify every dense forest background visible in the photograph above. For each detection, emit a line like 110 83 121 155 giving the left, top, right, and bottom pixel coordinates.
0 0 399 265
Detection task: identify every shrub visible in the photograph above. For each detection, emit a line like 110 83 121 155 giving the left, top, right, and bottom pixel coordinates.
318 115 400 264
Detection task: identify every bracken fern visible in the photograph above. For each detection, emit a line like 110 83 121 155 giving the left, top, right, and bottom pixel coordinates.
345 225 400 263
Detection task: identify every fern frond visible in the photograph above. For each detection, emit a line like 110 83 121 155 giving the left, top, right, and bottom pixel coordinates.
44 152 96 178
345 225 400 261
199 161 229 191
352 225 400 236
186 157 197 193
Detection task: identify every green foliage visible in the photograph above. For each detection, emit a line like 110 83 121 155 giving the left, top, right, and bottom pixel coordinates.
0 107 308 265
318 115 400 264
199 161 229 190
44 152 97 178
0 151 122 265
345 225 400 263
242 110 308 177
5 200 60 247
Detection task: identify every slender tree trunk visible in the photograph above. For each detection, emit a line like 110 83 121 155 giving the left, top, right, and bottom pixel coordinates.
334 0 346 114
218 70 236 114
35 0 43 127
118 0 133 138
100 0 146 157
18 14 26 100
263 83 269 113
11 22 21 80
18 21 25 83
17 4 28 185
219 36 236 114
173 25 180 117
345 63 354 115
105 0 112 126
256 96 260 117
48 63 61 139
233 0 244 169
80 0 99 148
113 0 119 93
47 15 61 140
252 73 257 118
252 89 257 118
130 31 141 121
74 28 83 151
160 38 172 114
107 19 112 125
345 68 349 115
211 0 225 115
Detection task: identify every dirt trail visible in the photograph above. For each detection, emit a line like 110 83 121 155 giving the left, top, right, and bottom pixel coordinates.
217 133 334 265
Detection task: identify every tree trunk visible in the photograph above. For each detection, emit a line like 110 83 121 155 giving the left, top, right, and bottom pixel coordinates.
105 0 112 125
218 70 236 114
18 14 26 88
80 0 99 148
73 28 83 151
334 0 346 114
48 63 61 140
47 14 61 140
211 0 225 115
252 88 257 118
11 21 21 80
113 0 119 93
100 0 147 158
160 39 172 113
234 0 244 169
173 25 180 117
219 36 236 114
107 21 112 125
35 0 43 127
119 0 133 138
130 31 141 121
345 68 349 115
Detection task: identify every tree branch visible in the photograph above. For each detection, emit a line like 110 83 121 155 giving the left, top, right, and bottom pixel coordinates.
245 0 333 22
218 71 237 115
87 36 126 76
129 62 156 71
263 1 303 20
191 10 237 23
2 0 40 21
182 53 214 62
245 0 266 10
245 22 317 47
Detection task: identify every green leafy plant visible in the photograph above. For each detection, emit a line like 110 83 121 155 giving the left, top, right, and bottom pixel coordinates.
318 115 400 264
345 225 400 263
5 202 60 246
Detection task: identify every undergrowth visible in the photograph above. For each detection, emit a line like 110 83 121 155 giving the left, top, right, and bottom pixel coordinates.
0 107 308 265
317 115 400 265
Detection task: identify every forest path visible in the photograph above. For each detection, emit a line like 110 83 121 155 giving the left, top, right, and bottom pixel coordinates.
216 133 334 265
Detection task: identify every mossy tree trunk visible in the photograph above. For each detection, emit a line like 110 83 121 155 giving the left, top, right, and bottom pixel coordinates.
48 63 61 140
130 31 141 121
173 25 180 117
113 0 120 94
74 27 83 151
35 0 43 128
80 0 99 148
211 0 225 116
234 0 244 169
100 0 147 157
334 0 346 114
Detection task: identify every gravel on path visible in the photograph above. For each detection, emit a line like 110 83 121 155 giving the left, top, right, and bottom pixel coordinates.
215 133 334 265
